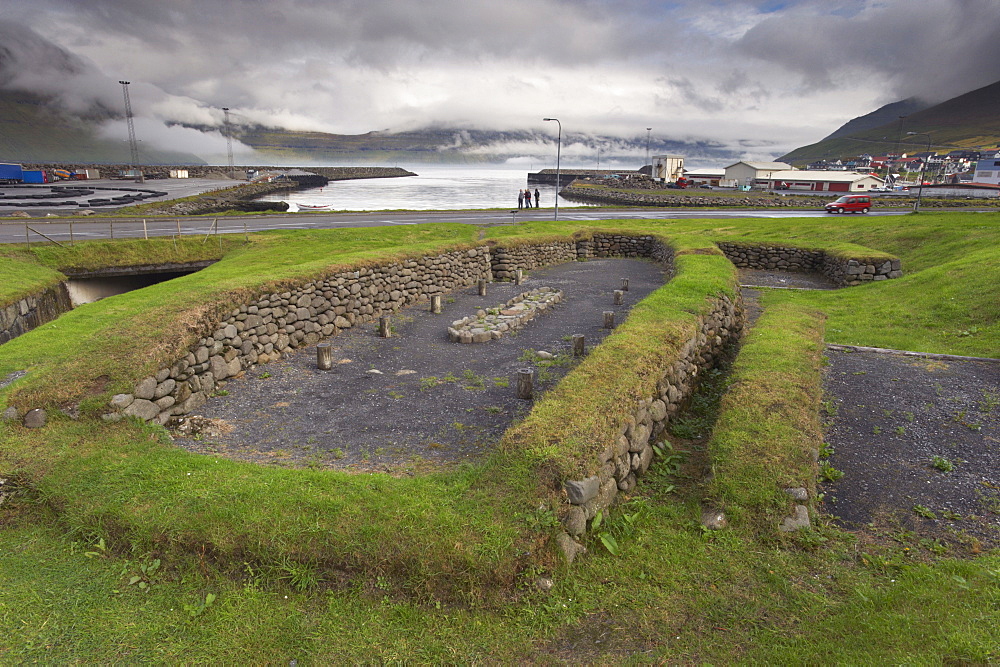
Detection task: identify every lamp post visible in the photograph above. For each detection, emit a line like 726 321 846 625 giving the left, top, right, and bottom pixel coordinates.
222 107 235 179
906 131 932 212
645 127 652 174
543 118 561 220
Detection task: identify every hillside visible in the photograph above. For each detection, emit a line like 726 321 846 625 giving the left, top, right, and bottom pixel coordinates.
780 79 1000 165
0 90 205 165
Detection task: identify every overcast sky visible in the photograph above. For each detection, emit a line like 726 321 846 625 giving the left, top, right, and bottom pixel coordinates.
2 0 998 161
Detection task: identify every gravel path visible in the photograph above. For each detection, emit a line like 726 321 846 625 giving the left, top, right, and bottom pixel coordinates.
821 348 1000 548
172 258 669 472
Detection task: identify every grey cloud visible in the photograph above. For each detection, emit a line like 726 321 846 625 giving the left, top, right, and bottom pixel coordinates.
734 0 1000 103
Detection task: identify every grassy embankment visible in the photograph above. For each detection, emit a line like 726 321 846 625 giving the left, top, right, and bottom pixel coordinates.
0 213 998 661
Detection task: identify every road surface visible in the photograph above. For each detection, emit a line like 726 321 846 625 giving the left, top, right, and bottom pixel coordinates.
0 207 907 245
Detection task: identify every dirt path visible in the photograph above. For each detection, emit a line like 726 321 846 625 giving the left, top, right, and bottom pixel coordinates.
172 258 669 472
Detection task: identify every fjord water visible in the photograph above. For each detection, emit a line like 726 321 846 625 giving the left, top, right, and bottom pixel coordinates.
259 165 594 211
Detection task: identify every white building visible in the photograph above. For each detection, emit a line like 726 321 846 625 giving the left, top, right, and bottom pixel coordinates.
682 168 725 186
763 170 884 192
723 161 792 188
651 155 684 182
972 154 1000 186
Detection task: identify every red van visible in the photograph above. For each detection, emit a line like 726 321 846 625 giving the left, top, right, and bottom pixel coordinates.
824 195 871 214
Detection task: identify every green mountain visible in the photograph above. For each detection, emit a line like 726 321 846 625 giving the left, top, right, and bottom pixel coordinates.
780 79 1000 165
0 90 205 165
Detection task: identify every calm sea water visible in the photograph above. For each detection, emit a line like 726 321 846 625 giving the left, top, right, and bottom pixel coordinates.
259 165 593 211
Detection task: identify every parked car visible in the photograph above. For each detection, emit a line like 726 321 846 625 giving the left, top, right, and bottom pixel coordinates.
824 195 871 214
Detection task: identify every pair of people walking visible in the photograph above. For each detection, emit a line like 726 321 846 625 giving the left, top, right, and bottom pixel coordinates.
518 188 541 209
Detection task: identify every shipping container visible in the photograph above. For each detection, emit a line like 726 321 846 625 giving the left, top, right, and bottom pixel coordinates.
21 169 48 184
169 169 189 178
0 162 24 184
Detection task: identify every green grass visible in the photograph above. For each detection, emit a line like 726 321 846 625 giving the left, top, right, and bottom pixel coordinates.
1 212 999 660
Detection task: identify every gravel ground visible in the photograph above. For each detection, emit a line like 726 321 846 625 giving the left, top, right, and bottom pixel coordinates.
739 267 839 290
821 348 1000 548
172 258 669 472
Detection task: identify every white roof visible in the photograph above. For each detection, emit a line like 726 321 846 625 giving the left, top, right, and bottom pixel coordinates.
683 168 725 176
766 170 882 183
725 161 791 170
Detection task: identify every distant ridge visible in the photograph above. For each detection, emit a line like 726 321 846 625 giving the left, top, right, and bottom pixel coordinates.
780 79 1000 165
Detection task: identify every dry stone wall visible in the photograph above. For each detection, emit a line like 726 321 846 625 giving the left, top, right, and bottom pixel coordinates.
0 284 72 345
558 294 742 554
716 242 902 286
106 247 492 425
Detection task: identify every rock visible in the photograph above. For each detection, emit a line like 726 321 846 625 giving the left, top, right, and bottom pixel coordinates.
701 509 728 530
124 399 160 421
783 487 809 502
23 408 46 428
536 576 554 592
554 532 587 564
535 350 555 360
780 505 811 532
565 476 600 505
134 376 157 400
2 406 18 421
562 506 587 536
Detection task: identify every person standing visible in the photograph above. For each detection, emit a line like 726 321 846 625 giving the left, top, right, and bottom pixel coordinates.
534 188 540 208
523 187 531 208
517 189 524 209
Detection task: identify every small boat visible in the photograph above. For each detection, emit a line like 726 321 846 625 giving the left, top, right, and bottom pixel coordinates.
298 203 331 210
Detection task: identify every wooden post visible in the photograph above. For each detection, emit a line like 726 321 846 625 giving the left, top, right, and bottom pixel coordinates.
621 278 629 292
515 269 523 285
478 278 487 296
516 368 534 399
379 315 391 338
109 221 114 240
69 220 74 246
243 220 249 243
614 290 624 305
430 294 442 313
572 334 585 356
24 223 29 246
317 343 333 370
176 218 181 239
143 218 148 240
603 311 615 329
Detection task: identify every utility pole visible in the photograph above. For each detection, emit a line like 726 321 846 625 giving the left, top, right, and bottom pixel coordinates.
119 81 143 183
222 107 235 179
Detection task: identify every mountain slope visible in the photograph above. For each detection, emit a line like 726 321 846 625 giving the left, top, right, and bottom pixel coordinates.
780 79 1000 165
820 98 929 141
0 90 205 165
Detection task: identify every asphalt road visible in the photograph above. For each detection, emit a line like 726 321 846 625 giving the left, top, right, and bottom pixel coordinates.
0 207 912 245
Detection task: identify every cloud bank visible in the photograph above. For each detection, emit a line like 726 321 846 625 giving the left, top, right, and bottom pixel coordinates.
0 0 997 161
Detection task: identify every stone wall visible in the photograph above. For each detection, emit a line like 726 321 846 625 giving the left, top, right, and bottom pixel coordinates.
556 294 742 560
106 247 492 425
716 242 902 286
0 284 72 345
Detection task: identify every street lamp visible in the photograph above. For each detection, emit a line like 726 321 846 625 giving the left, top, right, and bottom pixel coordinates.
222 107 235 179
906 131 932 212
543 118 561 221
645 127 652 174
